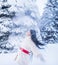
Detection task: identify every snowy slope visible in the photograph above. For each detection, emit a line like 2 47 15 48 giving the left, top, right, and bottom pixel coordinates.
0 53 17 65
0 44 58 65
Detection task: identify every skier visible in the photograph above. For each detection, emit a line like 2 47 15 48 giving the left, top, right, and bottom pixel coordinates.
15 29 44 65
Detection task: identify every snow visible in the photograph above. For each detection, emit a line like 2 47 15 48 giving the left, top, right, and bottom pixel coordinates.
0 44 58 65
0 0 58 65
36 0 47 16
0 53 17 65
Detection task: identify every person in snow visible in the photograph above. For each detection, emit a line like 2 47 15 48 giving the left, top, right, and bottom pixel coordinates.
15 29 45 65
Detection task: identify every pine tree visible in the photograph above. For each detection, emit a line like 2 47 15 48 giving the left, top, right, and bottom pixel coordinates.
40 0 58 43
0 0 15 53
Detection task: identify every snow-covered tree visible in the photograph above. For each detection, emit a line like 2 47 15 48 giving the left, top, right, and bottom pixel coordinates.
40 0 58 43
0 0 15 52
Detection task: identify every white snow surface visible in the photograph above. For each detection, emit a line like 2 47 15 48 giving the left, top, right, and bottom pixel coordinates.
0 44 58 65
